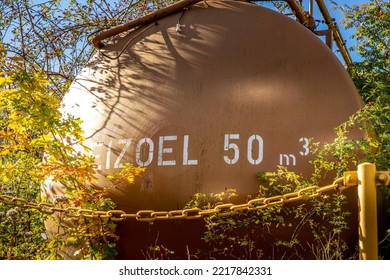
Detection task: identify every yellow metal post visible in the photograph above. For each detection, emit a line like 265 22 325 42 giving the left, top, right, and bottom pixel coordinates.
358 163 378 260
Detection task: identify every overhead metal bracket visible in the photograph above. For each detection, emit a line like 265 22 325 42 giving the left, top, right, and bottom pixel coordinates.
257 0 353 68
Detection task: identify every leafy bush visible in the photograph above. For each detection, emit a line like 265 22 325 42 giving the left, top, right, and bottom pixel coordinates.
0 53 118 259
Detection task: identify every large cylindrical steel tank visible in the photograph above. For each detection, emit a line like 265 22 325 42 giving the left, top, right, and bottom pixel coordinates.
52 0 363 259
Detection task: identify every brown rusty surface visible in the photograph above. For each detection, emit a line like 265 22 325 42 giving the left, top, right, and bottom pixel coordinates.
55 0 363 259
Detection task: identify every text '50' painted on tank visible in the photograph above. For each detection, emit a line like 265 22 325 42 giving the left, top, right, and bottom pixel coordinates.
90 134 310 170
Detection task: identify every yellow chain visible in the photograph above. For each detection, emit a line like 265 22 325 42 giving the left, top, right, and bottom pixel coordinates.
0 177 353 222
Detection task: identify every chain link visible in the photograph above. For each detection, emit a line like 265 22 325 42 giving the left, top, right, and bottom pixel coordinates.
0 177 353 222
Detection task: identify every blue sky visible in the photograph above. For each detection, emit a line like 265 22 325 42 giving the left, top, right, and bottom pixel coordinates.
326 0 368 63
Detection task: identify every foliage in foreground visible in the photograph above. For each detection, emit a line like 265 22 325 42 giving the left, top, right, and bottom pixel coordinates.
0 52 118 259
0 0 389 259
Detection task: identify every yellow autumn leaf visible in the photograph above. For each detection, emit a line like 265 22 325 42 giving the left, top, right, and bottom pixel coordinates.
31 133 53 146
0 148 10 155
369 142 379 148
0 76 12 85
8 121 24 131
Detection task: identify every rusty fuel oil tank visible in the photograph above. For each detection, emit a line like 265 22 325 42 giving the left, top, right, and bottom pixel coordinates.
54 0 363 259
